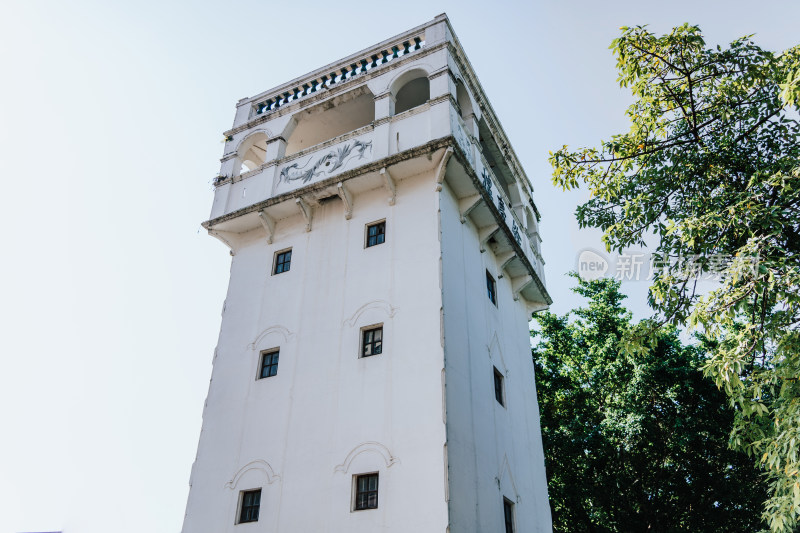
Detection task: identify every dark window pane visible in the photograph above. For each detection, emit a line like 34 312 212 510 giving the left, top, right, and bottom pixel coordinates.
259 350 279 379
354 474 379 510
362 327 383 358
239 489 261 523
504 499 514 533
494 369 504 405
366 222 386 247
487 271 497 305
274 250 292 274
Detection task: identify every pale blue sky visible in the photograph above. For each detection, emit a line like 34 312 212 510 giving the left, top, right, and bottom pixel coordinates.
1 1 797 531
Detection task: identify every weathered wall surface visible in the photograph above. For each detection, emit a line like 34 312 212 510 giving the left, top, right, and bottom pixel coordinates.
183 171 449 533
439 181 552 533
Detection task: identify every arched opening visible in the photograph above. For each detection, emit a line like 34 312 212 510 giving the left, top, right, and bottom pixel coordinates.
395 77 429 114
285 88 375 157
478 119 522 207
525 207 537 235
390 69 430 115
456 81 473 121
236 132 269 175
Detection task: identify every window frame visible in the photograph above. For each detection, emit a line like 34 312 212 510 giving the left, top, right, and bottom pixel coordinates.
494 366 505 407
258 349 280 380
503 497 515 533
365 220 386 248
486 270 497 306
353 472 379 511
360 324 383 358
237 488 262 524
272 248 292 275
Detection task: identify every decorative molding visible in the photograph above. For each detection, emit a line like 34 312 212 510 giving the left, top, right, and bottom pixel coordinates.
496 454 520 502
389 101 431 122
258 210 276 244
511 274 533 302
380 167 396 206
478 224 500 253
334 442 399 473
225 460 280 489
296 197 313 232
279 139 373 185
496 251 516 278
208 230 235 255
234 128 273 153
386 62 434 95
458 193 482 224
434 146 454 192
488 332 507 374
248 325 294 350
204 137 452 229
343 300 398 327
336 182 353 220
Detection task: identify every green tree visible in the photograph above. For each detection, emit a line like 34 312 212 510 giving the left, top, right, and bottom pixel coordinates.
549 24 800 530
534 276 768 532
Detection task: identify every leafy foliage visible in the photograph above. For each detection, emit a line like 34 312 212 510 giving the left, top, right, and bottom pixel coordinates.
533 276 768 532
549 24 800 530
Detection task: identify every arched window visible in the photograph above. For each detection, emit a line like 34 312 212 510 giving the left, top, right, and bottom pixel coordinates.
236 132 269 175
456 81 473 121
390 69 430 115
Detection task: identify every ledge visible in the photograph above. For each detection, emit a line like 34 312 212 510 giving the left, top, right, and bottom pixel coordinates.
203 136 453 230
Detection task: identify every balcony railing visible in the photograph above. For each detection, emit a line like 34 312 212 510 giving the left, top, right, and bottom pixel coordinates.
451 111 544 281
251 36 425 117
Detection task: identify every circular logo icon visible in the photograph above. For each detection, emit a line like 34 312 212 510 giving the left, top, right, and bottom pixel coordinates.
576 249 609 280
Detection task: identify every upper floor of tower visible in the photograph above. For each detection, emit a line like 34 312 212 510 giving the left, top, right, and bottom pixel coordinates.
204 14 549 308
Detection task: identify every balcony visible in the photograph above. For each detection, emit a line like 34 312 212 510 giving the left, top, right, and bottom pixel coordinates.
444 109 550 307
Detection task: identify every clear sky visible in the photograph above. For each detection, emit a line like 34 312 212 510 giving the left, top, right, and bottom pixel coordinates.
1 1 797 531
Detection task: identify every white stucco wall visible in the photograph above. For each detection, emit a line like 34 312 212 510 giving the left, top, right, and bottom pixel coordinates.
187 15 552 533
439 181 553 533
183 171 449 532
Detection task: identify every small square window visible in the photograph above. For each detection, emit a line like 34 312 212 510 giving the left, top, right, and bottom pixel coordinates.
486 271 497 305
354 473 379 510
238 488 261 524
361 326 383 357
274 249 292 275
503 498 515 533
366 221 386 247
494 367 505 406
259 350 279 379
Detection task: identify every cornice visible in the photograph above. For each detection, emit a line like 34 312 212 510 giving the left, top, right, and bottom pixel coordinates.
203 136 453 229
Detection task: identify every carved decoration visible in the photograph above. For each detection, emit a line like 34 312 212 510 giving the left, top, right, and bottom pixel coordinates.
343 300 398 327
496 454 520 502
248 325 294 351
434 147 454 192
279 140 373 184
334 442 399 473
225 460 280 489
337 182 353 220
488 332 508 374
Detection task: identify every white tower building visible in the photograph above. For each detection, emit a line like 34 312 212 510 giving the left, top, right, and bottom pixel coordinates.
183 14 552 533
